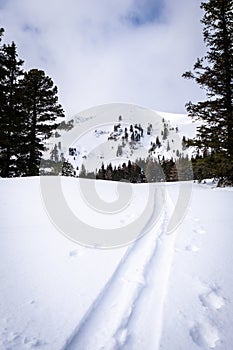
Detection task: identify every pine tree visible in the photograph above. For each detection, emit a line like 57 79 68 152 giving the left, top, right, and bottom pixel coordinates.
183 0 233 181
62 160 75 177
0 38 24 177
145 157 164 182
0 28 5 93
162 159 176 181
50 144 59 162
182 136 187 150
0 30 65 177
79 163 87 178
116 144 123 157
156 136 161 147
20 69 65 175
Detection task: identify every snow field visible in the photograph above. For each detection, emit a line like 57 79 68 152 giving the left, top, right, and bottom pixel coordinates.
0 178 233 350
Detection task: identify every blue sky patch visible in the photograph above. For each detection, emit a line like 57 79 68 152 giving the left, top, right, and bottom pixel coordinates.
22 24 40 34
0 0 8 9
125 0 165 27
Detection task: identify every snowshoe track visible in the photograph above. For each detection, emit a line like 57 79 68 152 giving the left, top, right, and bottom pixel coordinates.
62 189 176 350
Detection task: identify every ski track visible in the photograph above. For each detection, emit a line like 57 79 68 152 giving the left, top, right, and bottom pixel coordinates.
62 188 176 350
114 197 176 350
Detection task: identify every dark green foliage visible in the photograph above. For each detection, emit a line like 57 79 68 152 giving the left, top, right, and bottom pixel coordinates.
0 29 65 177
162 124 169 140
192 151 233 182
78 163 96 179
182 136 187 150
62 160 75 177
183 0 233 183
176 156 193 181
116 144 123 157
161 159 177 182
57 119 74 131
0 38 24 177
145 157 165 182
147 123 152 135
94 156 193 183
39 159 63 176
50 144 59 162
79 164 87 178
96 161 146 183
20 69 65 176
156 136 161 147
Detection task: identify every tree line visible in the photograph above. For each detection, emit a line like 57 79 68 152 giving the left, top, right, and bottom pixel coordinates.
78 156 193 183
0 28 64 177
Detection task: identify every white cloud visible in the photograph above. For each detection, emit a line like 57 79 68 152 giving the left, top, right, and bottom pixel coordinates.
0 0 206 118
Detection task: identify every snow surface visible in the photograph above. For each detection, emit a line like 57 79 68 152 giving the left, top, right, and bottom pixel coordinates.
1 177 233 350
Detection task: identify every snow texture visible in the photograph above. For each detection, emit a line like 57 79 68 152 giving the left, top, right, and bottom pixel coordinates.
1 177 233 350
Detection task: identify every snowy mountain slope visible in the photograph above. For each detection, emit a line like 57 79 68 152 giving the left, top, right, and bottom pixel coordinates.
1 177 233 350
43 103 198 176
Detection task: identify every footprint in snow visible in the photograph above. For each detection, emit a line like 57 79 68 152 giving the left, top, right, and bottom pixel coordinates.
190 322 220 348
185 244 200 252
199 289 225 311
69 249 78 257
23 336 45 348
8 332 20 342
69 249 86 258
193 217 200 223
194 228 206 235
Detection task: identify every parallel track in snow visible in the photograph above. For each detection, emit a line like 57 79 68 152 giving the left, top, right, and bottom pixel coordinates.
62 187 176 350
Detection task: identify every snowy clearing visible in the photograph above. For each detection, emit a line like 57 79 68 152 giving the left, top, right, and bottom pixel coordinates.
0 177 233 350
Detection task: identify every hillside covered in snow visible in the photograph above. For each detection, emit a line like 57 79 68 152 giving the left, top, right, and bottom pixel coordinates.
41 103 199 180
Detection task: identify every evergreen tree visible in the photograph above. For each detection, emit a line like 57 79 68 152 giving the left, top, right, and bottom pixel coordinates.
163 125 168 140
0 39 24 177
0 27 5 96
62 160 75 177
105 163 113 180
145 157 164 182
116 144 123 157
147 124 152 135
162 159 176 181
182 135 187 150
129 163 141 183
176 156 193 181
50 144 59 162
20 69 65 175
156 136 161 147
183 0 233 182
97 163 105 180
0 30 65 177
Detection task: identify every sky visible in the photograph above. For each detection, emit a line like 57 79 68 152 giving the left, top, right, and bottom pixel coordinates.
0 0 206 119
